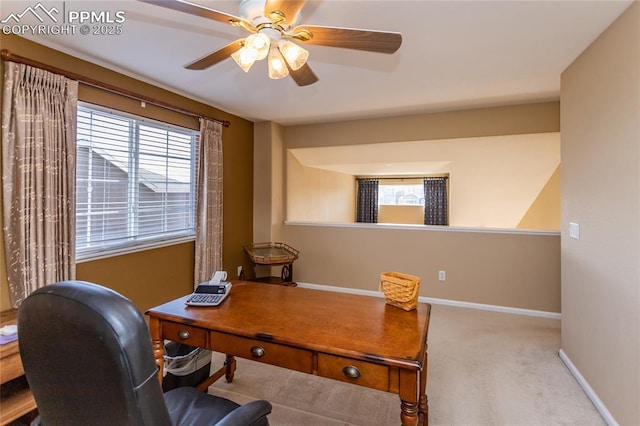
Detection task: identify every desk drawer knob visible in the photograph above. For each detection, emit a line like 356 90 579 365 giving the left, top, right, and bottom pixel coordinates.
250 346 265 358
342 366 361 379
177 329 190 340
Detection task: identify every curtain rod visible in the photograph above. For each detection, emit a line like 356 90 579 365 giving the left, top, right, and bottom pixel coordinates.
0 49 230 128
357 175 449 180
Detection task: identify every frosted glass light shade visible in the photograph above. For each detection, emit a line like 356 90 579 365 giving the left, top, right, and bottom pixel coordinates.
268 47 289 79
278 40 308 71
231 46 257 72
246 33 270 60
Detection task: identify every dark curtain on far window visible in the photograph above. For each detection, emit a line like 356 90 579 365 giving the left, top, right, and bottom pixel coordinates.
424 177 449 225
356 178 379 223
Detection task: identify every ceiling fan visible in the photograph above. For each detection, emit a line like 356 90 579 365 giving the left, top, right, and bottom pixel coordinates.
139 0 402 86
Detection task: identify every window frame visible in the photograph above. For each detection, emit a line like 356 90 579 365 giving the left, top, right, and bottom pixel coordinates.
377 181 426 206
75 102 199 262
356 176 449 226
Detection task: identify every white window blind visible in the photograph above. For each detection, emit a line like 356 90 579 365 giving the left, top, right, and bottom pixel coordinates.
76 104 199 259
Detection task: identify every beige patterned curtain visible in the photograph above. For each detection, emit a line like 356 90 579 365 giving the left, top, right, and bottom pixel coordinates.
1 62 78 307
193 119 223 286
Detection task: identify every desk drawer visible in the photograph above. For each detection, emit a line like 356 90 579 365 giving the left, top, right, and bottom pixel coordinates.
162 322 208 348
317 353 389 392
210 331 313 374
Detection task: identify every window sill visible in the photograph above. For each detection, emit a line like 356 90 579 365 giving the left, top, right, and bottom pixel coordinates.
76 236 195 263
284 221 560 236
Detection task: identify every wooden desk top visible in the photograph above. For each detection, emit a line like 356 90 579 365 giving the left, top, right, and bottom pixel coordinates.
147 281 430 370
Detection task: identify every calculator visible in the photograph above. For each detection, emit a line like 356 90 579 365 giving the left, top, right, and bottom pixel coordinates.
185 283 232 307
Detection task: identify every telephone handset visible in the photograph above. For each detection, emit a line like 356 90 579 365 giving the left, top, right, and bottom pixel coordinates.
185 270 232 306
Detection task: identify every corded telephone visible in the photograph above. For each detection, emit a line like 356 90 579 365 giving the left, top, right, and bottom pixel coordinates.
185 271 232 307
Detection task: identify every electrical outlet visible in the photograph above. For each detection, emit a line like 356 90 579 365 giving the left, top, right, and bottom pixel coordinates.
237 266 243 279
438 270 446 281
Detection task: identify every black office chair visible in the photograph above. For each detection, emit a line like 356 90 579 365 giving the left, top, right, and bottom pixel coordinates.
17 280 272 426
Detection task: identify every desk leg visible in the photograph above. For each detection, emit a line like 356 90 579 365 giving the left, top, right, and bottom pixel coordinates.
400 399 420 426
148 317 164 382
399 355 428 426
225 355 236 382
419 349 428 425
399 368 420 426
208 355 236 387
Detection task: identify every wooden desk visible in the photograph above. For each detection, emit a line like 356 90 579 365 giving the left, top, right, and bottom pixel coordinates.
147 282 431 426
0 310 37 425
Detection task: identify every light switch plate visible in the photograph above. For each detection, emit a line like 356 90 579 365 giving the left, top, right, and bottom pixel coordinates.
569 222 580 240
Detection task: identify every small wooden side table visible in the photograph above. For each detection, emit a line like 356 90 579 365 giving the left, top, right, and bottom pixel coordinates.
243 242 299 286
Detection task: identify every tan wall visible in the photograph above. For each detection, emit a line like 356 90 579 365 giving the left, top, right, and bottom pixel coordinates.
0 35 254 312
76 243 194 313
284 101 560 148
282 224 560 313
378 205 424 225
253 122 277 243
288 133 560 229
255 102 561 311
253 121 287 242
560 2 639 424
517 165 561 230
287 153 355 222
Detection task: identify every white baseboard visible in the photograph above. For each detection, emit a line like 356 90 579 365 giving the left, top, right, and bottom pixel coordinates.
295 282 561 319
558 349 618 426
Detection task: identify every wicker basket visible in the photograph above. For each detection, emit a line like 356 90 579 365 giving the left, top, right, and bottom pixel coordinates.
379 272 421 311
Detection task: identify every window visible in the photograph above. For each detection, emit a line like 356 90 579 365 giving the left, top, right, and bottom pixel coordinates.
356 177 448 225
76 104 199 259
378 183 425 206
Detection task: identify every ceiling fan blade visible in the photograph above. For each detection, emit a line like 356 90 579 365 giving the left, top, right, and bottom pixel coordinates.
185 39 244 70
138 0 253 29
293 25 402 54
265 0 306 24
288 62 318 87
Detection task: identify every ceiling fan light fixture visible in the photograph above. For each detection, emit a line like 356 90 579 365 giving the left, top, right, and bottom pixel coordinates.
267 46 289 79
231 46 257 72
148 0 403 87
245 32 270 60
278 40 308 71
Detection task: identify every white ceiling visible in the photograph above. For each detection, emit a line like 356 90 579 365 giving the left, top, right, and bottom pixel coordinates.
2 0 633 126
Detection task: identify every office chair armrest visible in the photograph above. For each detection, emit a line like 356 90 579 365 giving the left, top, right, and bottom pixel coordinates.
216 400 272 426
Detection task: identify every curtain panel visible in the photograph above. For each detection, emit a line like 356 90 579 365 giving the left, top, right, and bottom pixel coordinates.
1 62 78 307
356 178 379 223
193 119 223 287
423 177 449 226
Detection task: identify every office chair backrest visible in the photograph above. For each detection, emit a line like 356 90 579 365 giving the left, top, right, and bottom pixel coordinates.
18 281 172 425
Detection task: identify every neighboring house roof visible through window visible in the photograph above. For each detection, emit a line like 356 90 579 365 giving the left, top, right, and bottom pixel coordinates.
77 143 189 193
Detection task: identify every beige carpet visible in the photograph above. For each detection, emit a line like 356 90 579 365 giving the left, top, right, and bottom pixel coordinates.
206 304 604 425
